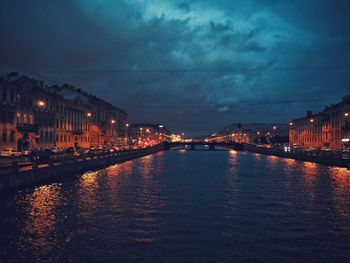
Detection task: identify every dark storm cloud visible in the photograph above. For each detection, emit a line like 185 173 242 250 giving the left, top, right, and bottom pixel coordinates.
176 2 191 13
0 0 349 135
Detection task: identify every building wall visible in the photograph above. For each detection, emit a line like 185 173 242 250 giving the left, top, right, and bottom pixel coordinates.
289 96 350 150
0 75 55 151
0 73 128 151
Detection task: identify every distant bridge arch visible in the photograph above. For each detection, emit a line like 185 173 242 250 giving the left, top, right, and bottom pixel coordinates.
164 141 243 151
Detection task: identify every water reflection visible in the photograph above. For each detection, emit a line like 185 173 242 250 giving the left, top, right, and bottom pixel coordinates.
266 155 278 165
17 184 63 263
130 154 166 244
329 167 350 219
282 158 296 170
78 171 100 216
301 162 318 182
2 151 350 262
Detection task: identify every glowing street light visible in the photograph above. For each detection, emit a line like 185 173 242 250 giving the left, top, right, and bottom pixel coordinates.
344 112 349 117
289 122 293 126
87 112 92 117
273 126 277 130
111 119 115 124
126 123 129 127
310 119 314 123
37 100 45 107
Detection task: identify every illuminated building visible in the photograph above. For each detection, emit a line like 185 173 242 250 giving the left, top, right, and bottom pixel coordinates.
0 73 55 150
0 73 128 151
217 123 289 144
128 123 171 145
289 96 350 150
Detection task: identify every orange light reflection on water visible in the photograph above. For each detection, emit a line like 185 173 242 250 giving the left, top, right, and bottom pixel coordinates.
283 158 297 170
301 162 318 181
18 184 63 262
329 167 350 218
78 171 100 214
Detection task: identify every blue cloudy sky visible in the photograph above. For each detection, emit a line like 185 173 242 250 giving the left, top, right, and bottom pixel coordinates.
0 0 349 135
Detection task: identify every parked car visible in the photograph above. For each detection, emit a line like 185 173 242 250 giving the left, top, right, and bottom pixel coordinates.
96 145 103 151
66 147 75 153
21 150 31 156
0 148 22 157
80 148 89 154
50 147 63 154
113 146 121 151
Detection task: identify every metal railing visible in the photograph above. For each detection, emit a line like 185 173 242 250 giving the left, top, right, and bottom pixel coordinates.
243 143 350 161
0 144 163 175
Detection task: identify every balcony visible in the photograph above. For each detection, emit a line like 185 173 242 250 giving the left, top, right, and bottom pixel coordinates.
16 123 39 133
72 129 84 135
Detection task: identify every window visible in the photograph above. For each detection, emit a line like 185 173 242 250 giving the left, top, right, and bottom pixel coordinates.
2 132 7 143
10 131 14 143
29 114 33 124
23 113 27 124
16 112 21 123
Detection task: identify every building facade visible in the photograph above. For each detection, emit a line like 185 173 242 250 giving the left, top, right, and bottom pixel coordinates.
289 96 350 150
128 123 171 146
0 73 128 151
217 123 289 144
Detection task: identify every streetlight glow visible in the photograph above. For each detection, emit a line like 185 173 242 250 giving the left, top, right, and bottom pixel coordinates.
111 119 115 124
87 112 92 117
37 100 45 107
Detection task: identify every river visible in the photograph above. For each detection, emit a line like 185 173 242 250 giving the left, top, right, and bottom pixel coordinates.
1 149 350 262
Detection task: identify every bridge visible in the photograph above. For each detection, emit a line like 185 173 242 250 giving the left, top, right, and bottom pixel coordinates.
164 141 243 151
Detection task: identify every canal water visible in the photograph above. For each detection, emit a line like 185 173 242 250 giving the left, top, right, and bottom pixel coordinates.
1 149 350 263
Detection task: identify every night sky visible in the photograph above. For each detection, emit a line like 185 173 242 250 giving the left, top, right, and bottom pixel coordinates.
1 0 349 136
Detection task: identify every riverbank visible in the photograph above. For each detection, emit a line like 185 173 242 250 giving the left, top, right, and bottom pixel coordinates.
0 143 164 192
240 143 350 169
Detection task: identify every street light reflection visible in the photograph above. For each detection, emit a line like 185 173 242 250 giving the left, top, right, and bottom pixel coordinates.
17 184 63 262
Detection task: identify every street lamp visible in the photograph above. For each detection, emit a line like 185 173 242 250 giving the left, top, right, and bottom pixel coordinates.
111 119 115 124
87 112 92 117
126 123 129 127
344 112 349 117
310 119 314 123
37 100 45 107
289 122 293 126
